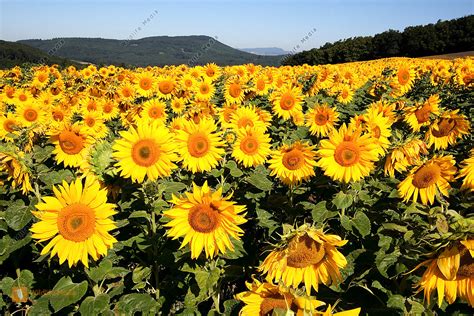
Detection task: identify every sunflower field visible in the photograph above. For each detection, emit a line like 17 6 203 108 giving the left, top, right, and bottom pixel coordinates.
0 58 473 315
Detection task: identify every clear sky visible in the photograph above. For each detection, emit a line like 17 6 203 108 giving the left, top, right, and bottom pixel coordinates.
0 0 472 51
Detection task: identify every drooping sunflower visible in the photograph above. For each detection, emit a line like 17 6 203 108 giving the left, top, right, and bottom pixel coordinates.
398 155 456 205
112 120 178 183
235 278 325 316
30 176 117 268
175 119 225 173
259 225 348 295
305 104 339 137
404 95 440 132
163 181 247 259
232 126 272 168
413 240 474 307
0 151 33 194
316 124 378 183
271 85 304 121
425 110 470 150
268 141 317 185
50 124 93 168
384 138 428 177
459 150 474 191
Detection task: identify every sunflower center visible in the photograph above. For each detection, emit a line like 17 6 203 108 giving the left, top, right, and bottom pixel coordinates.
38 73 48 82
3 119 16 132
188 134 210 157
286 234 326 268
87 102 97 111
280 94 295 110
260 296 295 315
122 88 132 98
240 135 259 155
85 118 95 127
206 69 215 77
159 81 174 94
315 112 329 126
432 118 456 137
414 104 431 123
341 89 349 99
229 83 242 98
24 109 38 122
188 204 219 233
200 84 209 94
412 164 441 189
19 94 27 102
372 126 381 138
103 103 113 113
52 111 64 121
256 79 265 90
282 148 304 170
238 117 254 128
140 78 153 90
59 131 84 155
148 107 163 119
398 69 410 85
334 141 360 167
131 139 160 167
57 203 95 242
456 250 474 278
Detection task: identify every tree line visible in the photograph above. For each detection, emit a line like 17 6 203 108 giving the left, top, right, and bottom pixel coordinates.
282 15 474 65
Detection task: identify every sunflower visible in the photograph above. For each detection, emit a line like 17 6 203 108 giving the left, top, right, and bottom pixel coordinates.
135 72 156 97
414 241 474 307
317 124 378 183
259 225 348 295
170 97 186 114
194 79 216 101
425 110 470 150
140 98 168 123
336 84 354 104
30 176 117 267
112 120 178 183
0 151 33 194
156 75 177 100
271 85 304 121
100 99 120 121
384 138 428 177
48 105 72 128
269 141 317 185
318 304 361 316
404 95 440 132
363 109 392 157
393 63 415 94
235 278 325 316
50 124 93 168
81 111 109 139
398 155 456 205
459 150 474 191
253 74 271 96
229 106 267 131
202 63 221 81
225 78 246 104
175 119 225 173
117 83 136 102
232 126 272 168
0 113 21 142
163 181 247 259
15 100 45 128
12 89 33 107
79 97 101 114
305 104 339 137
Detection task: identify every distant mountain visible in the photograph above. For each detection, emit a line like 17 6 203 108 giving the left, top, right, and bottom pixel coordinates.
240 47 290 56
18 36 281 67
0 40 77 69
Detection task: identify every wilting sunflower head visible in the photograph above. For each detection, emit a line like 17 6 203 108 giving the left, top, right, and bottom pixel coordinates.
414 240 474 307
163 181 247 259
259 224 348 295
0 150 33 194
398 155 456 205
235 278 325 316
425 110 470 150
404 94 440 132
384 137 428 177
268 141 317 185
317 124 379 183
459 150 474 191
30 176 117 267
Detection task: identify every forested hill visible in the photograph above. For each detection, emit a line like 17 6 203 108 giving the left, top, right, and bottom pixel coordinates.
283 15 474 65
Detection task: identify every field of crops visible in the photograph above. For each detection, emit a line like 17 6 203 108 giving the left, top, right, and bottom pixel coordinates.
0 58 473 315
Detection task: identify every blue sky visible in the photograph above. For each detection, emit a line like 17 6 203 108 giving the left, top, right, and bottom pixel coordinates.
0 0 472 51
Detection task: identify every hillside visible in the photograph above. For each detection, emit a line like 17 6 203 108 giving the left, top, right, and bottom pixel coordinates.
18 36 282 67
0 40 77 69
283 15 474 65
